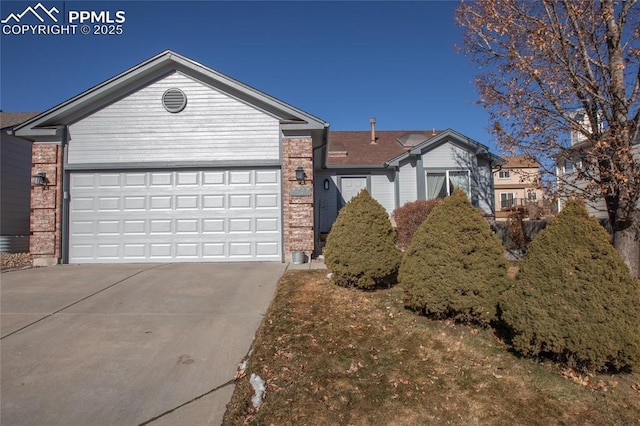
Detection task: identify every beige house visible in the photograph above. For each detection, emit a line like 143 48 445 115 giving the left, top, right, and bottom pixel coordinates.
493 155 546 220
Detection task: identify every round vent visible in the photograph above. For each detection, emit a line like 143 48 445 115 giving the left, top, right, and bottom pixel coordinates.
162 88 187 113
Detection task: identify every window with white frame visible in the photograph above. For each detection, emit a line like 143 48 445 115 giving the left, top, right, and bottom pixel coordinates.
426 170 471 200
500 192 516 209
527 191 537 201
498 169 510 179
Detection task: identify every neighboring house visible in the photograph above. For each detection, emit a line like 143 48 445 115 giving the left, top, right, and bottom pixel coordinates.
0 112 39 252
555 120 640 277
14 50 503 266
315 123 503 235
555 131 640 220
492 155 547 220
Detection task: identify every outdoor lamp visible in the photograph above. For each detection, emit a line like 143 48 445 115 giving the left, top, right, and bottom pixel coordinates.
324 178 330 190
33 172 47 186
295 167 306 184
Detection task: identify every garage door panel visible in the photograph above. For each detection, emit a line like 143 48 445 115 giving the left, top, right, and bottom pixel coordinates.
256 170 279 184
203 171 225 185
229 194 252 208
124 173 146 187
69 169 282 263
203 195 225 209
229 170 252 184
98 173 121 187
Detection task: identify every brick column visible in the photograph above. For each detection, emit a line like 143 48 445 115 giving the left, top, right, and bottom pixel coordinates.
30 144 63 266
282 137 314 261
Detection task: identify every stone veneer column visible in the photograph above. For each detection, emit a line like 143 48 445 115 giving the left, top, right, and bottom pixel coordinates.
30 144 63 266
282 136 314 261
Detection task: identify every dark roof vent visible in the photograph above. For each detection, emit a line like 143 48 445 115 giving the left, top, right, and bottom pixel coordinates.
162 88 187 113
397 133 428 147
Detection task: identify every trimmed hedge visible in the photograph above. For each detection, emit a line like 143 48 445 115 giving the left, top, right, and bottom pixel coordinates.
324 190 402 289
392 199 442 250
399 189 511 325
499 199 640 372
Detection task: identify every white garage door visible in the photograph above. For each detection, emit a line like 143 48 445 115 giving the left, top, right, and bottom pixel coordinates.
68 169 282 263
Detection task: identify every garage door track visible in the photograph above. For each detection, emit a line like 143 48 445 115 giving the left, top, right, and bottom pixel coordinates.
1 262 285 425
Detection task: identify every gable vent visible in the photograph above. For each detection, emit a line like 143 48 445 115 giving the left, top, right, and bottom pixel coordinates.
162 88 187 113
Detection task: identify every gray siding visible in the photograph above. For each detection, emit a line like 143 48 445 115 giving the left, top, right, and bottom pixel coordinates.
67 72 280 165
1 133 32 238
557 159 608 219
370 172 395 215
475 157 495 215
398 160 417 207
422 141 473 169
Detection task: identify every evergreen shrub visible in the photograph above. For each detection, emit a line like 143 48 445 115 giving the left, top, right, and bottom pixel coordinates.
499 199 640 372
399 189 511 325
324 190 402 289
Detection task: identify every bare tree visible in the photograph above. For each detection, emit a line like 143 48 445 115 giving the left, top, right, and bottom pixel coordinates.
456 0 640 276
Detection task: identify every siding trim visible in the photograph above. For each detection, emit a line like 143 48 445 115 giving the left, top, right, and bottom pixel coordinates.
394 167 400 210
416 155 425 200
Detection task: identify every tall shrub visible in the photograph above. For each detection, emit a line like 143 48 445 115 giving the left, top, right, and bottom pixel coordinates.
392 199 442 250
324 190 401 289
499 199 640 372
399 189 510 325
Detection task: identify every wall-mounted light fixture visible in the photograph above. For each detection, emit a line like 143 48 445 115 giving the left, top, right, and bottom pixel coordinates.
33 172 47 187
324 178 330 190
295 166 306 184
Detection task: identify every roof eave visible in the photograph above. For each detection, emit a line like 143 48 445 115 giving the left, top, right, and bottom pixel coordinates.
324 163 389 169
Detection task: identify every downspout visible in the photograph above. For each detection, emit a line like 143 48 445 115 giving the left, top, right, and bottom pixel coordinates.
312 124 330 257
60 125 70 264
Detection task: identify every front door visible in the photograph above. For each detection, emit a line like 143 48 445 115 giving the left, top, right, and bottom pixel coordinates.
340 177 367 206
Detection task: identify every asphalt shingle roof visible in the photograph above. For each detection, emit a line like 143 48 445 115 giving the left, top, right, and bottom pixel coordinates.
0 112 40 129
327 130 441 166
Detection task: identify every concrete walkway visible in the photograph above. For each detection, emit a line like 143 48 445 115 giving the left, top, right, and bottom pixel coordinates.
285 256 327 271
1 262 285 426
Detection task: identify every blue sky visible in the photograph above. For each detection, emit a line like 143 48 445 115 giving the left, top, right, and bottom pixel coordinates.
0 0 498 153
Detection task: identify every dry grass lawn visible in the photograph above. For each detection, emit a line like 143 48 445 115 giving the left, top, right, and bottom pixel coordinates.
223 270 640 425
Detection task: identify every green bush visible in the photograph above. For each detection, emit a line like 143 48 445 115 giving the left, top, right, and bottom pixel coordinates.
399 189 510 325
324 189 402 289
392 199 442 250
499 199 640 372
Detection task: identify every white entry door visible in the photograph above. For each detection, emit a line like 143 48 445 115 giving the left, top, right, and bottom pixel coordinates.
340 177 367 206
68 169 282 263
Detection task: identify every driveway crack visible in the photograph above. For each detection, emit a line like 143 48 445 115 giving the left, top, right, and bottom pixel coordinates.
137 378 236 425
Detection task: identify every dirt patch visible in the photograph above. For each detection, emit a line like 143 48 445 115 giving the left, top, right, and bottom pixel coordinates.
224 270 640 425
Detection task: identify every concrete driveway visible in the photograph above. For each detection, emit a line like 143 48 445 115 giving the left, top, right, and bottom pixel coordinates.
1 262 285 426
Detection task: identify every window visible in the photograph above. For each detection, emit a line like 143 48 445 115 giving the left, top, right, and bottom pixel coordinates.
564 161 574 173
426 170 470 200
498 169 510 179
500 193 516 209
527 191 537 201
